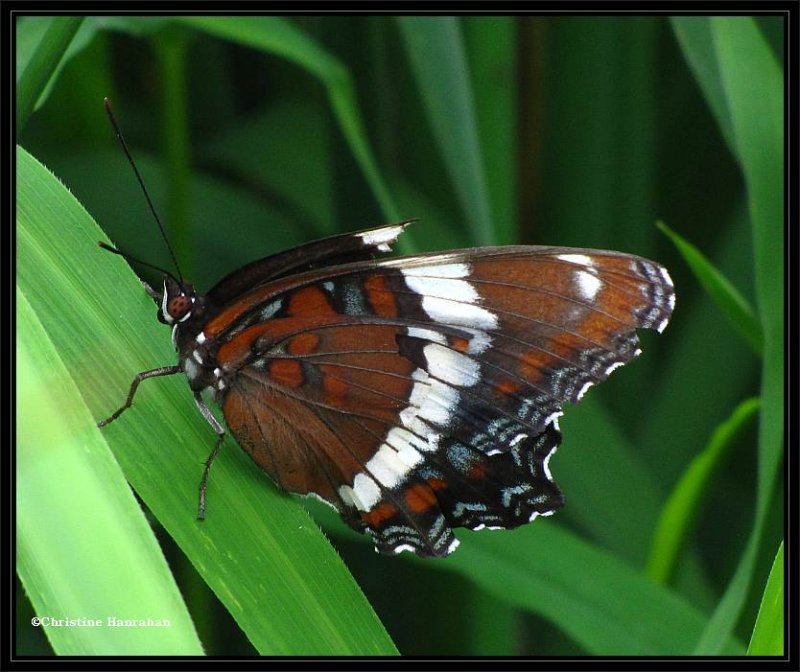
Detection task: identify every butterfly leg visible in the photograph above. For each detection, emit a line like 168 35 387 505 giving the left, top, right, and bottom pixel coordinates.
97 365 182 427
194 393 226 520
142 280 160 300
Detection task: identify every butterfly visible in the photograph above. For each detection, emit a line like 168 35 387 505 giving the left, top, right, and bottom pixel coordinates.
98 101 675 558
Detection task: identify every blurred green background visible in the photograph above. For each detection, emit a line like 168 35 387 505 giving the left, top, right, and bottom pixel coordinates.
16 15 784 657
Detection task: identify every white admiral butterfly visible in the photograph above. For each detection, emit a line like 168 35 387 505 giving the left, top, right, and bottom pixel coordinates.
98 100 675 557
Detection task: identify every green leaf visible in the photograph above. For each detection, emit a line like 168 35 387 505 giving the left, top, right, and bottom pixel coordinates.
16 145 397 655
670 18 737 156
17 289 203 655
556 399 665 564
747 541 784 655
658 221 762 355
39 147 310 291
16 16 85 131
175 17 401 226
312 503 744 654
444 523 745 655
200 100 336 236
679 17 784 654
18 17 776 654
641 204 758 490
152 27 193 273
397 17 495 245
463 17 517 244
646 398 760 584
16 17 103 114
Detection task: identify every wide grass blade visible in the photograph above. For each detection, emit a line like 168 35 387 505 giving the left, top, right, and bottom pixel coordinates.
311 504 744 655
17 146 397 655
446 523 744 655
17 290 203 655
747 541 784 656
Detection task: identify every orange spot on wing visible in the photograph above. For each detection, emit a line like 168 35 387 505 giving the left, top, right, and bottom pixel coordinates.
363 502 397 527
519 349 550 381
268 359 304 388
495 378 523 395
450 337 470 353
405 483 437 513
288 286 337 317
288 332 320 355
364 274 398 317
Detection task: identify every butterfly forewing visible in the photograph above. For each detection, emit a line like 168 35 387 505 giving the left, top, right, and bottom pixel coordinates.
205 222 411 308
189 238 674 557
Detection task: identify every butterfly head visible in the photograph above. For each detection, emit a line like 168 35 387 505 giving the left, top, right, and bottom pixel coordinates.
158 276 202 325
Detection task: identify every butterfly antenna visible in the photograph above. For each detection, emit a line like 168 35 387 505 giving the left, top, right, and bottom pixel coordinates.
98 241 176 279
103 97 184 282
